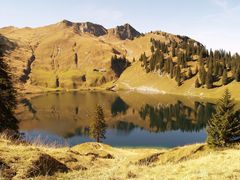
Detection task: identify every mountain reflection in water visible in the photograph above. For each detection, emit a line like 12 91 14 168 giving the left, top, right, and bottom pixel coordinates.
17 92 215 147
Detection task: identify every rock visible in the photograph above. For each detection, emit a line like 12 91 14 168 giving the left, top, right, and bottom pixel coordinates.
108 23 141 40
26 154 69 177
60 20 107 37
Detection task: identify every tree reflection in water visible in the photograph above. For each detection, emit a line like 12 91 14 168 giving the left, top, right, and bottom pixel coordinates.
139 101 215 132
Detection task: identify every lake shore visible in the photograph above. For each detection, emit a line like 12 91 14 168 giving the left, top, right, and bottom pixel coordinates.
18 81 240 102
1 136 239 179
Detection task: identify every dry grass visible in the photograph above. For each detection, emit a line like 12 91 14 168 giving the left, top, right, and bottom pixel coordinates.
0 135 239 180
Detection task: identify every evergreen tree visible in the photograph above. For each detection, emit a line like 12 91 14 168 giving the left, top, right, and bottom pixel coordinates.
170 60 174 78
234 67 240 82
195 78 201 88
199 66 206 85
195 65 199 75
0 41 19 135
206 69 213 89
90 105 107 143
187 67 193 79
74 53 78 66
222 69 228 85
55 76 60 88
172 47 176 57
207 89 240 147
150 45 155 53
175 65 181 86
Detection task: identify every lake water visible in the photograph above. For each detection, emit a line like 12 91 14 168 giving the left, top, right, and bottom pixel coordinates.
16 91 216 148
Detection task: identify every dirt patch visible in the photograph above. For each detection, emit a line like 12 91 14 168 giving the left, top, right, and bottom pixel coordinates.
0 159 16 180
137 153 163 166
26 154 69 177
127 171 137 179
85 152 114 159
72 165 87 171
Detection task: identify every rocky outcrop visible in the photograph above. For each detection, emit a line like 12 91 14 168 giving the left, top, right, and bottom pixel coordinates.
60 20 107 37
59 20 140 39
108 23 141 40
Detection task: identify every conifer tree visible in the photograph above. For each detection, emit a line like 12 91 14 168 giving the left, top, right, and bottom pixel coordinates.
170 60 174 78
195 65 199 75
222 69 228 85
74 53 78 66
151 45 155 53
195 78 200 88
206 69 213 89
235 67 240 82
207 89 240 147
175 65 181 86
187 67 193 79
90 105 107 143
199 66 206 85
0 47 19 134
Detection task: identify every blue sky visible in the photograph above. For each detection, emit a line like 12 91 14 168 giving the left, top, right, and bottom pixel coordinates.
0 0 239 53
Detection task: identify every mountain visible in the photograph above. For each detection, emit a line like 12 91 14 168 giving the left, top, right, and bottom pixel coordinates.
1 20 240 99
108 23 141 40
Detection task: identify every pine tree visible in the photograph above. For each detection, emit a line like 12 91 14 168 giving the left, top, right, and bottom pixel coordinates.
175 65 181 86
222 69 228 85
195 65 199 75
172 47 176 57
199 66 206 85
195 78 201 88
170 60 174 78
90 105 107 143
206 69 213 89
151 45 155 53
207 89 240 147
74 53 78 66
235 67 240 82
0 48 19 134
187 67 193 79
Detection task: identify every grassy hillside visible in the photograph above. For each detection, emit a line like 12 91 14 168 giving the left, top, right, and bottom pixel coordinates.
116 61 240 100
1 20 240 100
0 136 239 179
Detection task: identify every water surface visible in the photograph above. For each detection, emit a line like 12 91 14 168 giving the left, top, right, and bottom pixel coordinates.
17 92 216 148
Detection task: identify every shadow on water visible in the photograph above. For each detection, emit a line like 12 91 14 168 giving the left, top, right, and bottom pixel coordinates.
18 92 216 147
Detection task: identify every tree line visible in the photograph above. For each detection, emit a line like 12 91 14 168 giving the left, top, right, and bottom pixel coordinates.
139 37 240 88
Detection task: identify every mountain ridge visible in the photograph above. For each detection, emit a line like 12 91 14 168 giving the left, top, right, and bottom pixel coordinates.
1 20 240 100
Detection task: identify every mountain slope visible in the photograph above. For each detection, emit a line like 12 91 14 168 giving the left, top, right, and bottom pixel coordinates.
1 20 240 99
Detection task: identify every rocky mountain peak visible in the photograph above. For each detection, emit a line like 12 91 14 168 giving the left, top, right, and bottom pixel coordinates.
59 20 107 37
109 23 141 40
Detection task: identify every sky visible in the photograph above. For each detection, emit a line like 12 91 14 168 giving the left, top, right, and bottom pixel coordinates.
0 0 239 53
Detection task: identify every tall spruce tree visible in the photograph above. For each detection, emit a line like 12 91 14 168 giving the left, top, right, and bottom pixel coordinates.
235 67 240 82
195 78 200 88
175 65 181 86
199 66 206 85
207 89 240 147
206 69 213 89
0 38 19 135
222 69 228 85
90 105 107 143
